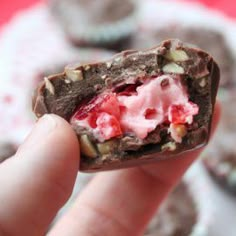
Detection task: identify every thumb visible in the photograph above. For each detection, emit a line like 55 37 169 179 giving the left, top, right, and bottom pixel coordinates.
0 115 79 236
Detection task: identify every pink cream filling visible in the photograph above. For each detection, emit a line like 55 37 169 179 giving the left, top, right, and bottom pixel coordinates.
71 75 199 142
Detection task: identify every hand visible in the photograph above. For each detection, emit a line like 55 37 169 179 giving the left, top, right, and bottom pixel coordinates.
0 103 220 236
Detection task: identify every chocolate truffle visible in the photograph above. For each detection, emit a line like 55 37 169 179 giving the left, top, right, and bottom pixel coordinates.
203 93 236 195
49 0 138 50
33 39 220 172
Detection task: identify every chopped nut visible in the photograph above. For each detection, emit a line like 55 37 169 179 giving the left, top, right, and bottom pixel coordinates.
165 50 189 61
173 124 187 138
65 79 71 84
115 57 121 62
161 142 176 151
101 155 109 161
97 140 117 155
168 124 187 143
199 77 207 87
79 135 97 158
139 64 146 70
127 71 137 76
186 116 192 124
101 75 107 79
151 70 159 76
84 65 90 71
44 77 55 95
106 61 112 68
163 63 184 74
65 68 83 82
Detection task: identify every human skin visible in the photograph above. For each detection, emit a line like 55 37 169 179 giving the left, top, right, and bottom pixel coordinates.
0 103 220 236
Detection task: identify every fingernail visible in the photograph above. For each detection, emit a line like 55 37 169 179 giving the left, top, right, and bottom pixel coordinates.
16 115 58 157
32 114 57 137
19 115 57 152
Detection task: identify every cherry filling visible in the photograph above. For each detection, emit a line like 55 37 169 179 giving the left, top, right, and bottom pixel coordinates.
71 75 199 142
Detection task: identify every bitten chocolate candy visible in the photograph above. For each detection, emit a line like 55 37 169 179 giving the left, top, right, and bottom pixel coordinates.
33 39 220 172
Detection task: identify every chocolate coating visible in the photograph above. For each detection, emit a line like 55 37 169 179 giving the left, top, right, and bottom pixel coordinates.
33 39 220 172
131 26 233 87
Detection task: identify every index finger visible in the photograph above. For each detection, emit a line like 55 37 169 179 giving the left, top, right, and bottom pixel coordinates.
0 115 79 236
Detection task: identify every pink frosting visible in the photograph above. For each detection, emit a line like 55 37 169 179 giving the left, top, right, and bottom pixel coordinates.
117 75 198 140
72 75 199 142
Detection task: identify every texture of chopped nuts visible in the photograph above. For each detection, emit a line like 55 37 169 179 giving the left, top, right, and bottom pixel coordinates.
97 140 116 155
84 65 91 71
162 63 184 74
139 64 146 70
65 68 83 82
79 135 97 158
173 124 187 138
115 57 121 62
44 77 55 95
165 50 189 61
65 79 71 84
101 75 107 79
161 142 177 151
186 116 192 124
106 62 112 68
199 77 207 87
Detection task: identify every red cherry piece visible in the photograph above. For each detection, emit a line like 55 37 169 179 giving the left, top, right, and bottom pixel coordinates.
73 93 120 120
144 108 157 119
119 105 126 114
100 94 120 118
87 113 98 128
169 105 186 123
169 103 199 124
96 112 122 140
73 96 102 120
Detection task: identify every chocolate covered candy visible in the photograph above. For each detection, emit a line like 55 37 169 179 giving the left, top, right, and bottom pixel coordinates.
33 39 220 172
131 26 233 88
49 0 137 51
203 93 236 195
